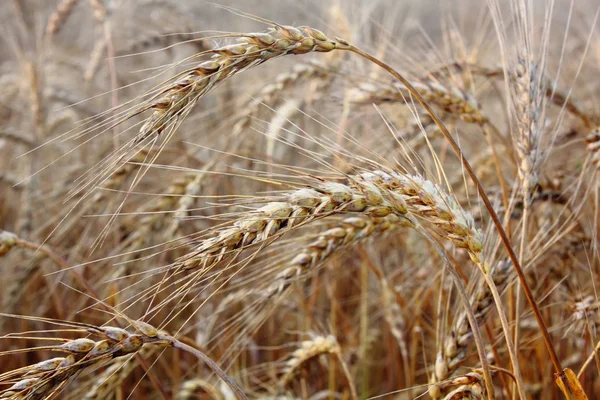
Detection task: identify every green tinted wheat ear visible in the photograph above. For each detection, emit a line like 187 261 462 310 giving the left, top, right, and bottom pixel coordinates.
135 26 348 144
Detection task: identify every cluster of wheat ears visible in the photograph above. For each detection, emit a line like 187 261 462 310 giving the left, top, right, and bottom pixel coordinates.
1 0 600 399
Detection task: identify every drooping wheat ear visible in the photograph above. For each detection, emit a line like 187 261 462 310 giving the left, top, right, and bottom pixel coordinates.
585 128 600 167
265 214 411 298
82 345 164 400
175 379 225 400
0 319 245 400
177 177 410 271
358 170 486 268
45 0 80 37
514 54 545 196
134 25 348 144
279 335 341 386
0 321 166 400
168 62 332 235
349 78 485 125
430 260 512 397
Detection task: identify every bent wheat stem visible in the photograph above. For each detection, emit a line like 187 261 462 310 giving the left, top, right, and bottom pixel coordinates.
344 43 568 398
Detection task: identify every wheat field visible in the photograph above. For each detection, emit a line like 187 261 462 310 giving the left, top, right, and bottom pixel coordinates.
0 0 599 399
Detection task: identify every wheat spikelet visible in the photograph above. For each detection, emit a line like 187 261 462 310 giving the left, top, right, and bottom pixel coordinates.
357 170 486 267
0 231 18 256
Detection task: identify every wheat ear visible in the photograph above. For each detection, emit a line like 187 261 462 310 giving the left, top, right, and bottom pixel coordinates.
280 335 356 400
134 26 348 144
349 78 485 125
177 177 410 271
0 318 247 400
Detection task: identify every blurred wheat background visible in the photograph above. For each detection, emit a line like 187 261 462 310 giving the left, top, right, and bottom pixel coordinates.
0 0 599 399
